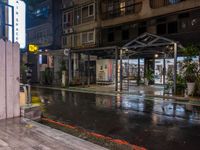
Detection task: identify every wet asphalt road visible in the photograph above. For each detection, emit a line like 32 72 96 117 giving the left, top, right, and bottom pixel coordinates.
32 87 200 150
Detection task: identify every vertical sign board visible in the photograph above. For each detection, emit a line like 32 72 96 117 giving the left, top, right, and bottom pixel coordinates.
8 0 26 49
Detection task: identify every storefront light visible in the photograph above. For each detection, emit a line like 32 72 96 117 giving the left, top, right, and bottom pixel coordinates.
155 54 159 58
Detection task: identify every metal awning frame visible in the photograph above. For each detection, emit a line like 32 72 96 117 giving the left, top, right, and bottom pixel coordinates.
120 32 183 94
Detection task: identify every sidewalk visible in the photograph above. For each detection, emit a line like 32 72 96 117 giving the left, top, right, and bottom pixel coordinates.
33 84 200 102
0 118 108 150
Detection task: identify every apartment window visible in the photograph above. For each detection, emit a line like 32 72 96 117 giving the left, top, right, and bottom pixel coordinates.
122 25 129 40
82 33 87 43
122 30 129 40
138 22 147 35
63 36 67 46
157 24 167 35
104 0 142 19
74 8 81 25
89 4 94 16
108 3 114 11
178 13 190 31
42 56 47 64
168 21 178 34
82 4 94 18
120 1 125 15
82 31 95 44
33 6 49 18
108 29 114 42
63 11 73 28
126 0 134 14
150 0 184 9
180 20 188 30
88 31 94 42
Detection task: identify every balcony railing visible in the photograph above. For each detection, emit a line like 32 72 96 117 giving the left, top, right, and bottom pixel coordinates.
150 0 186 9
102 2 142 20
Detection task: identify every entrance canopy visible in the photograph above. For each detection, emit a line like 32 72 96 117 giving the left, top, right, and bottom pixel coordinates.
121 32 183 94
122 32 183 58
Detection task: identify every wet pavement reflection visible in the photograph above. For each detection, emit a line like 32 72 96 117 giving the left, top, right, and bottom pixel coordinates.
32 87 200 150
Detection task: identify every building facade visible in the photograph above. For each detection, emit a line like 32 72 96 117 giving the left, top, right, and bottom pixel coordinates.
101 0 200 46
61 0 99 49
100 0 200 85
59 0 200 87
27 0 53 48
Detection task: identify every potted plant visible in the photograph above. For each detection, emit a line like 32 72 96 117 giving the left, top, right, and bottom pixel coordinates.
181 44 199 96
183 61 198 95
144 68 154 86
176 74 186 96
193 71 200 97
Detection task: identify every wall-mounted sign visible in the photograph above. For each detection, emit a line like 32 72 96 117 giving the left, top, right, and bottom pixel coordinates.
29 44 39 53
8 0 26 49
64 49 70 56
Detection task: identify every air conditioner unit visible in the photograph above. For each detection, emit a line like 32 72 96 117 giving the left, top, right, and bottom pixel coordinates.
69 28 73 33
63 28 74 34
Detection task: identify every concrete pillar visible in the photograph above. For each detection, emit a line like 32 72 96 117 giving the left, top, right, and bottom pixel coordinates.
120 49 123 91
127 55 130 91
73 53 77 78
115 48 118 91
163 54 166 85
137 57 140 86
87 54 90 86
68 50 72 86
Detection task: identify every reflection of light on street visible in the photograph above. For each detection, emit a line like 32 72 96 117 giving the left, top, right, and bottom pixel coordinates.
122 100 144 111
61 91 66 102
96 96 113 108
116 94 121 108
124 110 129 114
152 114 158 125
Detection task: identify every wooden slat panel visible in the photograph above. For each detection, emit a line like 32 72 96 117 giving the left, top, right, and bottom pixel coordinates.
0 118 108 150
0 40 6 120
13 43 20 117
5 41 14 118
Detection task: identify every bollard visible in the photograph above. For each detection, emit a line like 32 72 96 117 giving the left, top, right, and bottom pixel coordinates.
20 84 32 106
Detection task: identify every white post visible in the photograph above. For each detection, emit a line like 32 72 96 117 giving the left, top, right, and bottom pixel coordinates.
0 40 6 120
120 49 123 91
174 43 177 95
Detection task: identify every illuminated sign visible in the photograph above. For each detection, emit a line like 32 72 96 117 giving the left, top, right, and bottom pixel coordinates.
8 0 26 49
28 44 39 53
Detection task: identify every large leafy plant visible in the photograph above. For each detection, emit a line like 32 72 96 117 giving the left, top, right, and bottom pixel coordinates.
181 44 199 82
183 59 198 82
145 69 154 81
